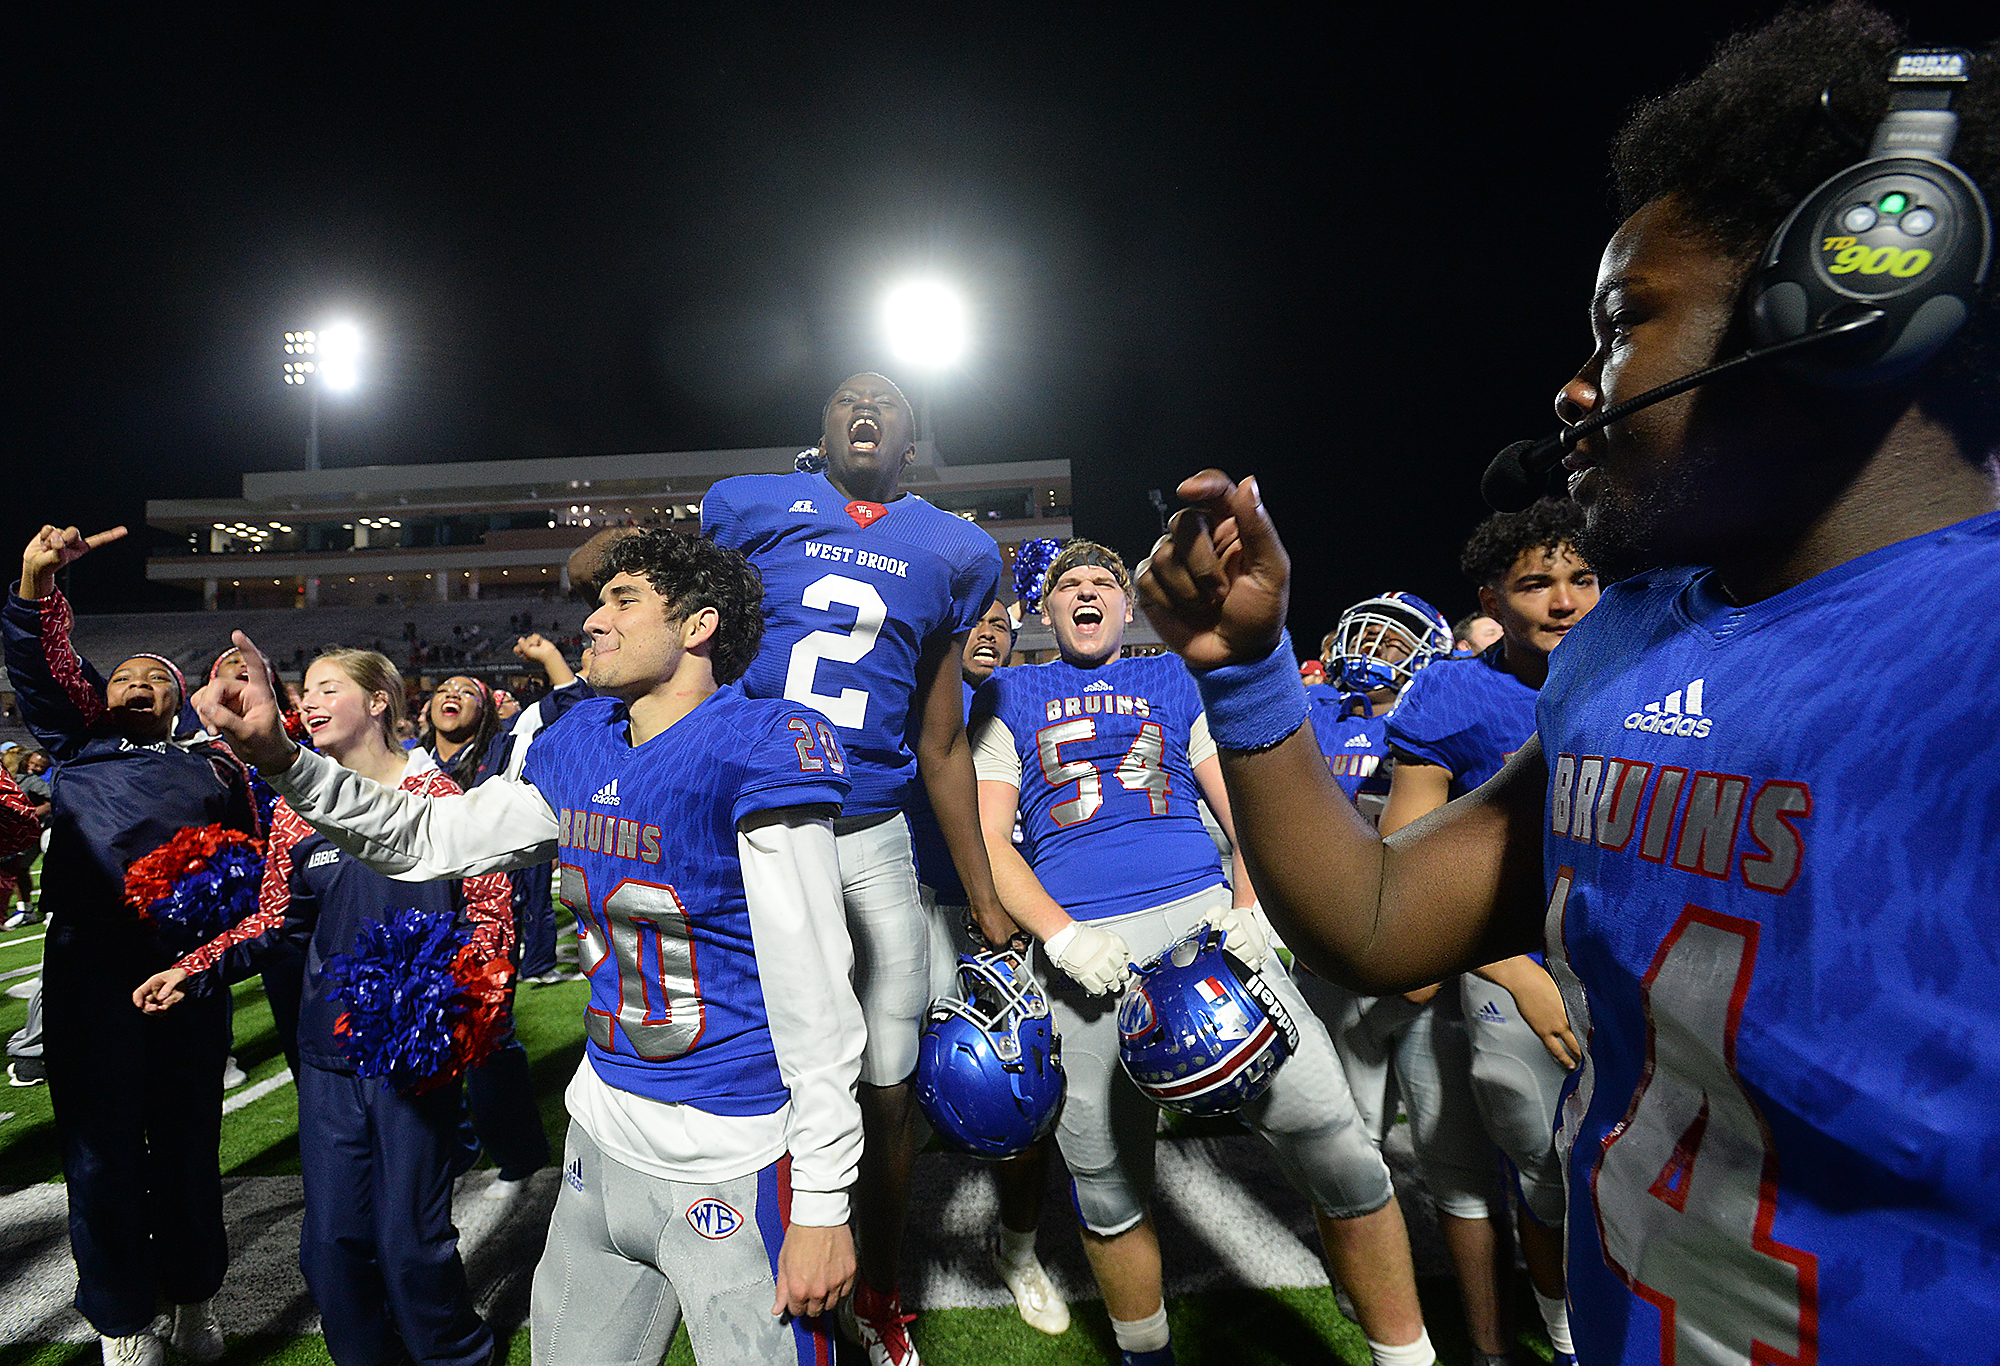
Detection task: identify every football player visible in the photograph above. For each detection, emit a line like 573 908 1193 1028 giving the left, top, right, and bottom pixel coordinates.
1297 595 1505 1361
1374 502 1599 1366
972 540 1438 1366
907 598 1069 1335
190 530 865 1366
1308 592 1453 822
1136 8 2000 1360
702 372 1009 1366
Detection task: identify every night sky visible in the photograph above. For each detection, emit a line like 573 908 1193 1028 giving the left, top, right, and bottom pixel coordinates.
10 3 1984 638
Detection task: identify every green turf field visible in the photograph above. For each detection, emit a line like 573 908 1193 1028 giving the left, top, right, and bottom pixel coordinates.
0 893 1556 1366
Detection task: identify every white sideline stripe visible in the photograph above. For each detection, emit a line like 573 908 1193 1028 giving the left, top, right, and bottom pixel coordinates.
222 1068 294 1114
0 965 38 983
0 931 46 948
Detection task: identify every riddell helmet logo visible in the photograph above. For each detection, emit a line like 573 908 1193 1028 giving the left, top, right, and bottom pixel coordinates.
1624 679 1713 738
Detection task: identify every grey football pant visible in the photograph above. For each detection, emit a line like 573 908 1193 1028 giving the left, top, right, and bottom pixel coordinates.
531 1122 834 1366
1295 974 1494 1220
1032 885 1394 1235
1460 971 1568 1226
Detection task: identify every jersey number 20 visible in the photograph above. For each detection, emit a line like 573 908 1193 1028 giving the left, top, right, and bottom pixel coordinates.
1035 718 1170 827
561 865 705 1060
784 574 885 730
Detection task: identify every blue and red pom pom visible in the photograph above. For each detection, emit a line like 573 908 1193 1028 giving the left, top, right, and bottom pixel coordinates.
123 824 265 953
323 906 511 1094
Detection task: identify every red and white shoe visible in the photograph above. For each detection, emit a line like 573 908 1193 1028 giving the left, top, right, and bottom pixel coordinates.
838 1280 921 1366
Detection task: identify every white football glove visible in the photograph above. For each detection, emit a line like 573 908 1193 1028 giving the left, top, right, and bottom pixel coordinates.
1044 921 1134 996
1206 902 1274 972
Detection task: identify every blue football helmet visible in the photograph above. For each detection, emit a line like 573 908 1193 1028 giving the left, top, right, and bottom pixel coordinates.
1328 591 1451 694
915 952 1065 1159
1117 927 1302 1116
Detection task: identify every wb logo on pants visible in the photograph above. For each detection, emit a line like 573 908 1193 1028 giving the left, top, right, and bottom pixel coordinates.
686 1198 743 1240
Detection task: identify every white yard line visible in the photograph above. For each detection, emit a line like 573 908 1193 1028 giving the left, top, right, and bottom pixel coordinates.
0 965 39 984
222 1068 295 1114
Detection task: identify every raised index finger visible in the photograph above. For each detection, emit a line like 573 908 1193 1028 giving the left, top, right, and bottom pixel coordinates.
84 526 129 551
231 631 274 694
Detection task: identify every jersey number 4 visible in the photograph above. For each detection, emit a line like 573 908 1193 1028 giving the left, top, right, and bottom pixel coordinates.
1585 895 1818 1366
784 574 885 730
560 865 705 1060
1035 718 1170 826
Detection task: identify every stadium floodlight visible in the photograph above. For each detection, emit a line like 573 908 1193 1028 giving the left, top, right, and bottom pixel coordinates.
317 323 362 391
883 281 967 368
282 322 363 470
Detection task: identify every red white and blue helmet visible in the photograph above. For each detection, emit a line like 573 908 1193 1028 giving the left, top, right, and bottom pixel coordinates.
1116 927 1301 1116
1329 591 1451 695
915 952 1065 1159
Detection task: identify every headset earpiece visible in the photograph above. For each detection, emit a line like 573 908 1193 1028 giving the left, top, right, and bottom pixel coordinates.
1748 48 1992 386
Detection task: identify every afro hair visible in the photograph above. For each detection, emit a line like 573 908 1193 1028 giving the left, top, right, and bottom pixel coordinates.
1610 2 2000 453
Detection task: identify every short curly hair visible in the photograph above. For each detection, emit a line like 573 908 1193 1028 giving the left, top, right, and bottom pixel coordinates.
601 531 766 685
1460 498 1589 587
1611 2 2000 453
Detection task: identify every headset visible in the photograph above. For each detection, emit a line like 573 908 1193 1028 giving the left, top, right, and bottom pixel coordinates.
1484 47 1992 512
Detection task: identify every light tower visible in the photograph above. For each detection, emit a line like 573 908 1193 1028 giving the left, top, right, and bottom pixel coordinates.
882 281 967 452
282 322 362 470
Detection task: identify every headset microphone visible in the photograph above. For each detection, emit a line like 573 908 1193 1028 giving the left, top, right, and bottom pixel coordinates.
1480 311 1886 512
1482 47 1990 513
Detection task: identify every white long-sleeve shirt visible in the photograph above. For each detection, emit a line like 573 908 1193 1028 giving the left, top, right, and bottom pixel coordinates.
266 744 864 1224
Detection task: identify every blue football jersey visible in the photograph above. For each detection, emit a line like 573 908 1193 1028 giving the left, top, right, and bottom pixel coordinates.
975 653 1222 922
703 470 1003 816
1538 511 2000 1364
1306 683 1391 805
523 688 850 1114
1387 642 1537 796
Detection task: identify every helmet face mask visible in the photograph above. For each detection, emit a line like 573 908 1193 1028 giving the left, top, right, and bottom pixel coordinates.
915 952 1066 1159
1117 927 1302 1116
1330 592 1452 695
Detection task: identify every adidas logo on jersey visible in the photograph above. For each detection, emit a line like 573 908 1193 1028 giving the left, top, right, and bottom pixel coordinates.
565 1157 585 1193
305 847 342 870
1624 679 1712 737
788 499 817 514
1083 679 1113 692
1476 999 1508 1024
1343 733 1373 748
590 779 621 806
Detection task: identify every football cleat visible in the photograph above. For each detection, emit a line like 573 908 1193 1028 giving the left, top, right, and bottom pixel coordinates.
840 1281 921 1366
992 1241 1071 1335
1118 927 1301 1116
915 952 1065 1160
1328 591 1452 694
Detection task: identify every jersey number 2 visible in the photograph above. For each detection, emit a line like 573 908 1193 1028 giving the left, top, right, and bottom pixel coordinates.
1592 904 1817 1365
784 573 885 729
561 866 706 1060
1035 719 1169 827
